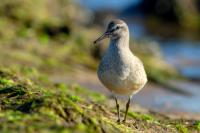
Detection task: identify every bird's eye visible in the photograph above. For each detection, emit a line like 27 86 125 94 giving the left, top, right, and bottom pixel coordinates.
116 26 120 30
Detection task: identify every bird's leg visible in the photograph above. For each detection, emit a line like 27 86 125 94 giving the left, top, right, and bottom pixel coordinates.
114 97 120 123
123 96 131 122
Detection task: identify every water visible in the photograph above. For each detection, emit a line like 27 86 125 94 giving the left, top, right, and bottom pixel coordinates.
160 41 200 79
134 81 200 114
77 0 141 11
128 21 200 79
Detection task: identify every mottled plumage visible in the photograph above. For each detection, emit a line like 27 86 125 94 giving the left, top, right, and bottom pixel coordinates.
94 19 147 123
98 40 147 96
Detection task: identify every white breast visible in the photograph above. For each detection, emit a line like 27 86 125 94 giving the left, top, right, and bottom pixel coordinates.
97 44 147 96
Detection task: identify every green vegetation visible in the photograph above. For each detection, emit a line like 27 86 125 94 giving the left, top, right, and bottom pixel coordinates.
0 68 199 133
194 121 200 131
176 124 188 133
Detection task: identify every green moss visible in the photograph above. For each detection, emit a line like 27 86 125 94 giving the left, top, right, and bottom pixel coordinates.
0 69 199 133
176 124 188 133
128 111 154 122
67 95 80 102
0 85 26 96
194 121 200 131
73 84 106 102
39 33 49 45
3 110 25 122
0 78 14 86
101 117 134 133
20 67 38 76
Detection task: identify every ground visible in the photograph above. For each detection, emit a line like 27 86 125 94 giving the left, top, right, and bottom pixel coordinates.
0 68 199 133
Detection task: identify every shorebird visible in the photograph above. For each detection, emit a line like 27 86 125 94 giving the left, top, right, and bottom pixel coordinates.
94 19 147 123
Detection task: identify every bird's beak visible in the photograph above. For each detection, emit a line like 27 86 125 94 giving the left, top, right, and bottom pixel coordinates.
94 31 111 44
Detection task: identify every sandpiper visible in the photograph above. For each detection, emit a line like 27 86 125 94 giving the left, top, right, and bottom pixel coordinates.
94 19 147 123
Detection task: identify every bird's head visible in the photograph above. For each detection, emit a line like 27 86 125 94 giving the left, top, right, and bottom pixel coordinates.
94 19 129 44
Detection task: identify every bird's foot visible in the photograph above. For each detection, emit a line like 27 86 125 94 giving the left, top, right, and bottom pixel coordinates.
116 119 121 124
122 119 126 123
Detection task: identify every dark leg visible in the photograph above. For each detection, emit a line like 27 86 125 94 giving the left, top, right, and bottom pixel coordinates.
122 97 131 122
114 97 120 123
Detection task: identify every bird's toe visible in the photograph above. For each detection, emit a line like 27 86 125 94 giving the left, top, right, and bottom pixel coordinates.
116 119 121 124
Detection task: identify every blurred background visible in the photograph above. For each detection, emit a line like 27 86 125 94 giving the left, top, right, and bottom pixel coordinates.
0 0 200 117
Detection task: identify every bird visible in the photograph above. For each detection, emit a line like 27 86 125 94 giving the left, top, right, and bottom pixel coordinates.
94 19 147 123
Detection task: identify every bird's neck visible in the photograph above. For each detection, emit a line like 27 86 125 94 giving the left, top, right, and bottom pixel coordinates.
110 34 130 51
